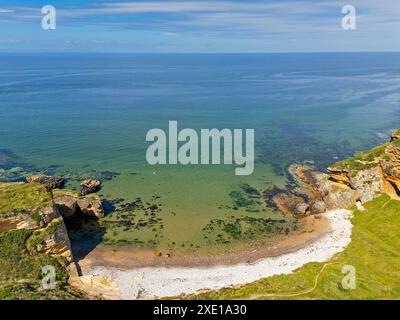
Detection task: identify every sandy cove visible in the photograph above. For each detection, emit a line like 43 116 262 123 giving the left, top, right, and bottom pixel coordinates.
76 209 353 299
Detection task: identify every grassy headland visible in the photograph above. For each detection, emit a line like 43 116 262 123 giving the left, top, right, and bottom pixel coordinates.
189 194 400 299
0 228 85 299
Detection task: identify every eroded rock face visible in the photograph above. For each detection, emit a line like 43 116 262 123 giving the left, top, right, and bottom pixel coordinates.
68 264 120 300
1 212 38 231
29 218 73 261
272 192 308 216
326 168 352 188
293 202 309 216
54 195 79 220
266 130 400 218
80 179 101 196
309 200 327 214
77 196 105 219
325 129 400 201
350 167 383 202
309 171 360 210
326 166 384 201
26 175 65 190
391 130 400 142
0 183 73 262
53 190 105 219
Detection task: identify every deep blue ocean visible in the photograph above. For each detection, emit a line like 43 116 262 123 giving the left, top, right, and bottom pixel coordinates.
1 53 399 169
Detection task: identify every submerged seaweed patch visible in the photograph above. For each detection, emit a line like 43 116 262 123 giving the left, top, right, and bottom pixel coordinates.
99 196 165 247
202 215 294 245
60 170 120 182
0 149 24 170
257 123 384 176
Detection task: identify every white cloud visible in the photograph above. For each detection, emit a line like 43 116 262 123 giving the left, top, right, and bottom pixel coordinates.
2 1 400 38
0 8 15 13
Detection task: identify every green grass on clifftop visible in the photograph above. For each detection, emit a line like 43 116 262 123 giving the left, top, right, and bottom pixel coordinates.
0 183 52 215
330 144 388 173
0 228 85 300
189 194 400 300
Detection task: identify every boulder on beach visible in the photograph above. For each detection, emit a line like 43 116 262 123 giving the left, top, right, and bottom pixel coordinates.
26 175 65 190
80 179 101 196
309 200 327 214
293 202 309 216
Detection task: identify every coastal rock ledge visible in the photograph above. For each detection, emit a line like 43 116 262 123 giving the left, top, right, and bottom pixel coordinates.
27 175 65 190
0 182 72 261
0 180 105 263
274 129 400 217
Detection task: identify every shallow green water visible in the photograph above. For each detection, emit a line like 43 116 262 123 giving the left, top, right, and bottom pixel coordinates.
1 53 400 252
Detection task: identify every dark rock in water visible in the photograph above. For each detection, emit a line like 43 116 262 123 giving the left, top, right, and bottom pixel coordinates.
27 175 65 190
80 179 101 195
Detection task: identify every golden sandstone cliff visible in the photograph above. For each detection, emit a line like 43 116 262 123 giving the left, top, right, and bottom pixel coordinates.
0 177 109 299
327 129 400 202
0 182 104 262
273 129 400 216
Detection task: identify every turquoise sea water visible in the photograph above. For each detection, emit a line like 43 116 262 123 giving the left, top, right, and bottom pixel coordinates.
1 53 400 252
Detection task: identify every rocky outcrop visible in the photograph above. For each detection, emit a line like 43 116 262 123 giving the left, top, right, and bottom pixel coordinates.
380 143 400 195
1 181 105 263
310 171 360 210
27 217 72 261
0 179 109 301
309 199 327 214
77 196 105 218
68 264 120 300
327 131 400 201
391 129 400 142
53 189 105 219
276 129 400 216
80 179 101 196
272 192 308 217
26 175 65 190
53 195 79 220
0 182 73 261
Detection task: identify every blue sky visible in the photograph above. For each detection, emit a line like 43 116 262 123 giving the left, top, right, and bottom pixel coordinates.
0 0 399 52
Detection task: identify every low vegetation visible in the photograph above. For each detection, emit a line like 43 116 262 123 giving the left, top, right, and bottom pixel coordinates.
330 144 388 174
0 228 85 299
190 195 400 299
0 183 51 215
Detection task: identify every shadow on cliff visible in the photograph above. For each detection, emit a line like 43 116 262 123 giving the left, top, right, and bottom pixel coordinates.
65 212 106 268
